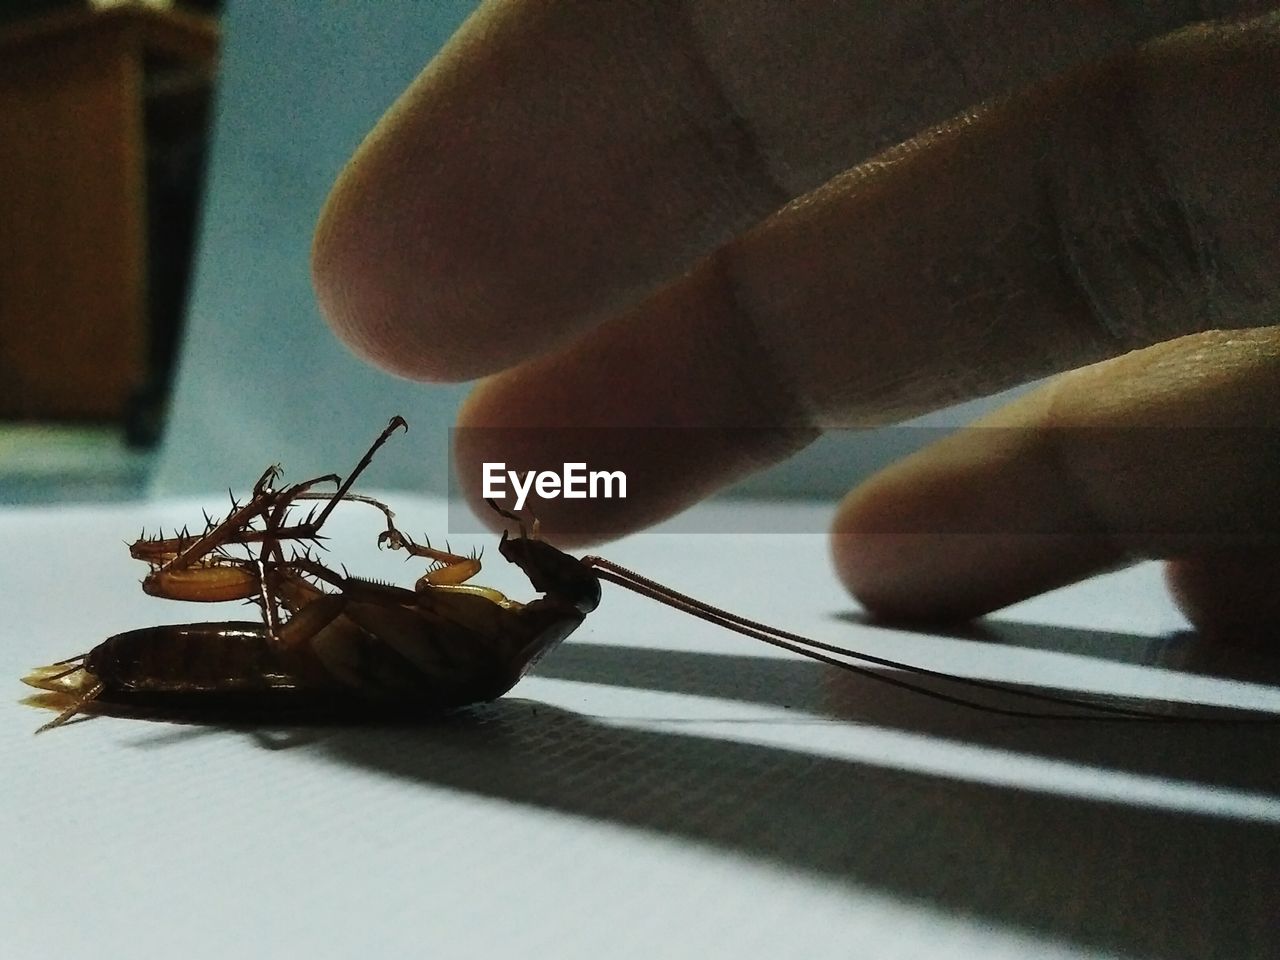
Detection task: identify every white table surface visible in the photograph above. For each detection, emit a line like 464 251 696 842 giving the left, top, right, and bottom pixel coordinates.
4 495 1278 959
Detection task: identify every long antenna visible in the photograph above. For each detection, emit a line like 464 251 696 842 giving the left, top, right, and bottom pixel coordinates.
579 556 1264 724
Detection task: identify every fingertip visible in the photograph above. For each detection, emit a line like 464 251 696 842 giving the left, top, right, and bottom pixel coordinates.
452 376 696 546
829 447 1123 623
830 472 989 621
1164 555 1280 644
311 151 488 384
830 507 1005 624
450 355 818 547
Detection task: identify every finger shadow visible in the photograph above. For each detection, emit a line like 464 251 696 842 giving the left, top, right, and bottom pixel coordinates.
315 697 1279 960
533 639 1280 796
836 611 1280 685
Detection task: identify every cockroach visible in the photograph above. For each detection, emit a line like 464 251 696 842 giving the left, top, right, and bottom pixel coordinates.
22 418 1268 732
23 416 604 732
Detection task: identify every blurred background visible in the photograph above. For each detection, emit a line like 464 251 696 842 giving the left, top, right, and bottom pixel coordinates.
1 0 222 502
0 0 1018 510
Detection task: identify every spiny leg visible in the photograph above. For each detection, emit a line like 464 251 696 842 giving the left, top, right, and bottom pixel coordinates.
253 463 283 497
150 417 404 575
128 477 331 608
33 681 105 734
205 486 395 555
243 417 405 623
155 419 406 577
239 555 351 653
248 489 399 628
378 528 482 586
260 475 336 596
141 470 341 586
220 418 405 626
151 419 406 610
290 490 398 536
221 474 347 634
378 529 511 604
286 554 350 593
170 473 345 567
134 483 276 570
271 416 407 543
254 557 284 643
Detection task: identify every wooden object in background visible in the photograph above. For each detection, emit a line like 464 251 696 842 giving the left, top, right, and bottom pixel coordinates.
0 4 217 420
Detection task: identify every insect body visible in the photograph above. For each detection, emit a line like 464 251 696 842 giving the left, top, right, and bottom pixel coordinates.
26 547 597 727
24 419 600 730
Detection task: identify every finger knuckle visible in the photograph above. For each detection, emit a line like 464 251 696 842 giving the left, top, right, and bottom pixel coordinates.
1038 17 1280 349
1039 58 1224 348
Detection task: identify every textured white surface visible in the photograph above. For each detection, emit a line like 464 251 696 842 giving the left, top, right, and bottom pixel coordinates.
4 496 1279 959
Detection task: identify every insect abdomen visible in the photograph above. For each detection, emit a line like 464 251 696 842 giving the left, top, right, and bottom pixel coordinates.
86 622 300 692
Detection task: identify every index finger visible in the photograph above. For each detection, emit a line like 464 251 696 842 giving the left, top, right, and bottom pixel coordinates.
311 0 1266 381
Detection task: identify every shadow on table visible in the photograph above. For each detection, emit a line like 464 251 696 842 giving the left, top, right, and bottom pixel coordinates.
836 610 1280 686
296 618 1279 960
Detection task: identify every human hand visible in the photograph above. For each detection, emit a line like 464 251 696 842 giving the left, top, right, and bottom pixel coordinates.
312 2 1279 635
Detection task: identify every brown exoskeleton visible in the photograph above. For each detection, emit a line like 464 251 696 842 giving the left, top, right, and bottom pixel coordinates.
24 418 1271 731
24 418 600 731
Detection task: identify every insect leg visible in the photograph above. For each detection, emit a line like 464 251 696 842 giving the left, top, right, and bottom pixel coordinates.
485 497 540 540
130 476 301 604
265 416 407 546
376 528 490 590
283 555 350 594
144 417 406 582
33 681 105 734
254 557 286 643
249 472 352 627
252 462 284 496
229 426 400 622
213 426 405 625
289 491 399 535
248 557 350 653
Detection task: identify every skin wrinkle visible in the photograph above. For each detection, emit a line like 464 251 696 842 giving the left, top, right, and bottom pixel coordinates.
702 246 823 436
1149 22 1275 330
680 1 1271 202
1036 329 1280 543
1171 20 1275 306
690 14 1275 442
683 1 977 193
730 105 1084 425
1043 155 1135 351
627 0 792 269
1051 62 1194 347
1108 0 1204 35
1102 0 1272 32
669 0 791 211
712 130 931 424
1143 17 1280 325
1030 37 1245 354
923 6 976 99
1038 378 1143 547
